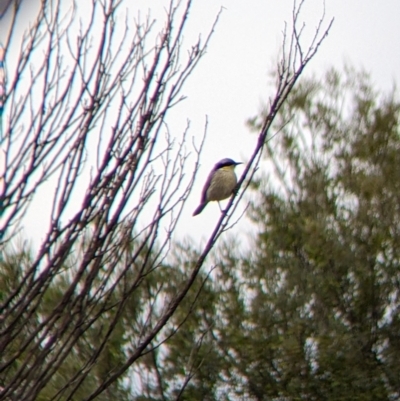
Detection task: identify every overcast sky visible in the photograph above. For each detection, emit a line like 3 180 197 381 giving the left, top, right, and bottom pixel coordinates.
175 0 400 239
2 0 400 244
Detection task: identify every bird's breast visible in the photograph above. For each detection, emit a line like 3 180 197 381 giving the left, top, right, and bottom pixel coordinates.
206 169 237 201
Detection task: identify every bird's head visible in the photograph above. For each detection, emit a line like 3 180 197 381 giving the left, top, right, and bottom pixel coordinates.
215 158 242 170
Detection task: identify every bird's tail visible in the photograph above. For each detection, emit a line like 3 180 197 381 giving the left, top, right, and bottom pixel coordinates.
193 203 207 216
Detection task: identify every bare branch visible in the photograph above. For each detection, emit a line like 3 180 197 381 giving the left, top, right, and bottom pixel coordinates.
0 1 332 400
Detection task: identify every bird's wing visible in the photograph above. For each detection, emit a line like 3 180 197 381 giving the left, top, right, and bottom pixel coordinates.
200 167 216 204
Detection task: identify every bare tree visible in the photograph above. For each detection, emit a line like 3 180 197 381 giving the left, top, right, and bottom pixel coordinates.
0 0 332 400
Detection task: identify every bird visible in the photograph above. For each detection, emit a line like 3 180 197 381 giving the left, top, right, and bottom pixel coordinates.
193 158 242 216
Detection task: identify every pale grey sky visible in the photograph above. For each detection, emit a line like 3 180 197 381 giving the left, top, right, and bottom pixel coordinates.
2 0 400 244
178 0 400 237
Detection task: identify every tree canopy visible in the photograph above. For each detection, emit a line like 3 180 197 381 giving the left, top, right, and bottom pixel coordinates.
160 67 400 400
3 32 400 395
1 0 362 399
3 59 400 399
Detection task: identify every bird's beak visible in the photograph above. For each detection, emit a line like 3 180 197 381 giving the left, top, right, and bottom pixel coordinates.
235 162 243 165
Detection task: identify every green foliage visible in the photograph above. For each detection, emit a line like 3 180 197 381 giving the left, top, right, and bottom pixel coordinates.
165 67 400 400
234 67 400 399
3 66 400 401
0 239 134 400
0 237 224 400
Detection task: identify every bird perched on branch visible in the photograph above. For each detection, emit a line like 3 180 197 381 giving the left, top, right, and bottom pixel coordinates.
193 158 242 216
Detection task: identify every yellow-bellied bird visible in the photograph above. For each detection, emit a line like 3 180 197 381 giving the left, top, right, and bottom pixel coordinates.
193 158 242 216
